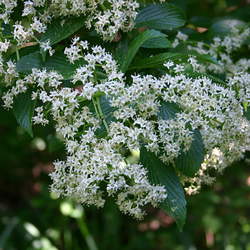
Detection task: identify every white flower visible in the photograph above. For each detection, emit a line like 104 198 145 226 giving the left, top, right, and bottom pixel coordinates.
40 40 54 56
1 4 249 218
0 40 10 52
33 106 49 125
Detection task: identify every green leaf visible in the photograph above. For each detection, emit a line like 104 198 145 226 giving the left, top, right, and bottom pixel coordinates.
120 29 166 72
1 23 12 36
0 217 19 249
47 135 65 153
141 35 172 49
97 96 117 137
158 101 182 120
44 52 81 79
129 51 218 71
244 107 250 121
16 51 42 72
157 102 204 177
230 5 250 22
190 16 212 28
175 130 205 177
88 96 117 138
184 71 226 86
208 18 246 38
129 52 185 70
115 38 128 68
188 51 219 65
13 91 36 137
40 17 85 45
135 3 186 30
140 147 187 230
16 51 80 79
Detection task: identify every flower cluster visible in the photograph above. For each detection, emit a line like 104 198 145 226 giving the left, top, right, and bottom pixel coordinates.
1 0 250 217
0 0 165 41
2 42 169 218
176 27 250 75
2 28 250 215
171 27 250 193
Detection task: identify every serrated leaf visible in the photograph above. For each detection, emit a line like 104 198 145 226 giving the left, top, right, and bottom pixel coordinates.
175 129 205 177
140 147 186 230
44 52 82 79
16 51 42 72
96 96 117 137
120 29 166 72
141 32 172 49
129 51 218 71
135 3 186 30
158 101 182 120
40 17 85 45
129 52 184 70
13 92 36 137
16 51 80 79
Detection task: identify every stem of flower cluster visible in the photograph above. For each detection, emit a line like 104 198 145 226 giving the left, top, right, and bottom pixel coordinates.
16 47 20 61
92 97 109 133
76 216 98 250
96 97 109 133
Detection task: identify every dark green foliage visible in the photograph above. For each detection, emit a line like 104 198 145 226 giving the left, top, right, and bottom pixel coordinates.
39 17 86 45
157 103 205 177
244 107 250 121
93 96 117 138
175 130 205 177
140 147 187 230
158 101 182 120
120 29 168 72
141 35 172 49
13 92 36 137
16 51 80 79
129 52 218 70
16 51 42 72
208 18 246 38
135 3 186 30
